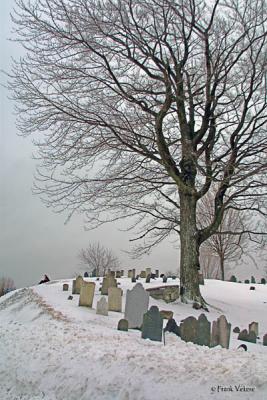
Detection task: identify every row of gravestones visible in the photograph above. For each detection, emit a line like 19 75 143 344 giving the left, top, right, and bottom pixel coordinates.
230 276 266 284
233 322 267 346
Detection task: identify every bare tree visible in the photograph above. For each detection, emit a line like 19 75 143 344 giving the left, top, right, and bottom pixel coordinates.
9 0 267 305
199 248 220 280
198 193 256 281
78 242 120 277
0 277 16 297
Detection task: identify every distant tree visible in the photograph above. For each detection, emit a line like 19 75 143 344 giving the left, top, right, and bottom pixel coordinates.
78 242 120 277
0 277 16 297
199 248 220 280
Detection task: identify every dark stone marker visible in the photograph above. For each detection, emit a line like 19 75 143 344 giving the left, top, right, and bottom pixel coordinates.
145 274 151 283
84 272 89 278
261 278 266 285
180 316 198 344
244 279 250 284
250 286 255 290
63 283 69 291
155 269 159 278
162 276 167 283
229 275 237 282
263 333 267 346
131 277 136 283
164 318 180 337
238 329 257 343
118 319 128 332
192 302 201 310
68 295 73 300
233 326 240 333
197 313 211 347
141 306 163 342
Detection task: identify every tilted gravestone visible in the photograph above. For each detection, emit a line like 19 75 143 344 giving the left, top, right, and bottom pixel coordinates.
101 275 117 295
180 316 198 344
210 320 220 347
63 283 69 291
238 329 257 343
72 276 84 295
141 306 163 342
124 283 149 329
79 281 95 307
196 313 211 347
217 315 231 349
108 287 122 312
263 333 267 346
96 297 108 316
118 319 128 331
249 321 259 336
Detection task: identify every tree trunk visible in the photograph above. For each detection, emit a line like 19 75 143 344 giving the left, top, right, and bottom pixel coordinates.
219 255 225 281
179 191 206 306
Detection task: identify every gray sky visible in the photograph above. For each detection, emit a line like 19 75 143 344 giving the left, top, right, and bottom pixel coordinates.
0 1 264 289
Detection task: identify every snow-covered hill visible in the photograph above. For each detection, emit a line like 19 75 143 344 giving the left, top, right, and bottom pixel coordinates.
0 278 267 400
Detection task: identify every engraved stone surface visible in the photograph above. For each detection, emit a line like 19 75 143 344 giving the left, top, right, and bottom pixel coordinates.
124 283 149 329
79 281 95 307
108 287 122 312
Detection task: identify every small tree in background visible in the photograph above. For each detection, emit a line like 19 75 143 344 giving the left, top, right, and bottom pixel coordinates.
78 242 120 277
0 277 16 297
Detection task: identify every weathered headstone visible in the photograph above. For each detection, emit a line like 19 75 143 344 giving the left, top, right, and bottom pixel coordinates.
210 320 220 347
145 274 151 283
155 269 159 278
63 283 69 291
250 286 255 290
249 321 259 336
160 310 173 320
229 275 237 282
124 283 149 329
79 281 95 307
108 287 122 312
141 306 163 342
261 278 266 284
238 329 257 343
118 319 128 331
162 276 167 283
120 270 124 277
128 270 133 278
131 277 136 283
140 271 146 278
263 333 267 346
115 271 121 279
68 295 73 300
72 276 84 295
233 326 240 333
197 313 211 347
162 286 179 303
96 296 108 316
132 269 136 279
101 275 117 295
145 268 151 277
180 316 198 344
217 315 231 349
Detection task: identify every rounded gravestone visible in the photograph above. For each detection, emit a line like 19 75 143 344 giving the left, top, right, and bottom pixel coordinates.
118 319 128 331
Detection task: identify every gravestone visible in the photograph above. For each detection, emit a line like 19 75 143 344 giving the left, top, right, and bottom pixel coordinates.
72 276 84 295
261 278 266 284
180 316 198 344
238 329 257 343
118 319 128 331
210 320 220 347
101 275 117 295
132 269 136 278
120 270 124 277
164 318 180 336
249 321 259 336
263 333 267 346
160 310 173 320
197 313 211 347
128 270 133 278
63 283 69 291
229 275 237 282
124 283 149 329
233 326 240 333
251 276 256 284
96 297 108 316
140 271 146 278
131 277 136 283
155 270 159 278
217 315 231 349
145 268 151 277
115 271 121 279
141 306 163 342
79 281 95 307
84 272 89 278
250 286 255 290
108 287 122 312
162 276 167 283
145 274 151 283
244 279 250 284
67 295 73 300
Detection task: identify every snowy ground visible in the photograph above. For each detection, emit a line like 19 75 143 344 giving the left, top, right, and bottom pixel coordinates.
0 277 267 400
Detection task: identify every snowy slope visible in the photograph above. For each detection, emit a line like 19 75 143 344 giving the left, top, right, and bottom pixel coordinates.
0 278 267 400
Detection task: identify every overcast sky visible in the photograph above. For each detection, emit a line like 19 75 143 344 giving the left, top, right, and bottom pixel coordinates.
0 1 264 289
